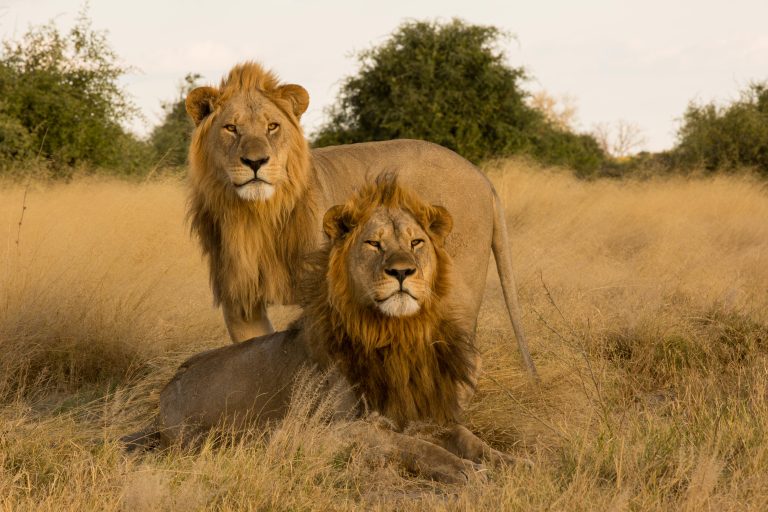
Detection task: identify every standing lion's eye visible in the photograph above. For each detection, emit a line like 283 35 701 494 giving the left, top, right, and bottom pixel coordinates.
411 239 424 248
365 240 381 249
267 122 279 132
224 124 237 133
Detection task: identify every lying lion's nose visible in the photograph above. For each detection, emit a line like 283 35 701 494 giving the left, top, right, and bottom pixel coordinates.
384 266 416 285
240 156 269 173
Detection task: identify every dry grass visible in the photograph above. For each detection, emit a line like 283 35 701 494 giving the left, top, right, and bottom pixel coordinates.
1 161 767 510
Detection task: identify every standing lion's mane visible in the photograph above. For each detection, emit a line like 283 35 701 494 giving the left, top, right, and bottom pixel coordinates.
297 177 476 428
186 62 316 314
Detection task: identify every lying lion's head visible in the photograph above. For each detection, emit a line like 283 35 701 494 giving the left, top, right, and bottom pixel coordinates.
322 176 453 320
186 62 310 205
302 176 473 426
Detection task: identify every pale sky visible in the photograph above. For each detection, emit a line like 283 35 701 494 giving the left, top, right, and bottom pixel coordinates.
2 0 766 152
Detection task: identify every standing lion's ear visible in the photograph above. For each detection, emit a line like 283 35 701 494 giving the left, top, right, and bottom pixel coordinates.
277 84 310 118
425 205 453 246
186 87 219 126
323 205 354 241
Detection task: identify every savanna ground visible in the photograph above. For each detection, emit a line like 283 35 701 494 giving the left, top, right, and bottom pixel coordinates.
1 160 767 511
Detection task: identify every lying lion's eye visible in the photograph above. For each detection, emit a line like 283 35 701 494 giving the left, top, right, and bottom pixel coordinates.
224 124 237 133
365 240 381 248
411 239 424 248
267 122 279 132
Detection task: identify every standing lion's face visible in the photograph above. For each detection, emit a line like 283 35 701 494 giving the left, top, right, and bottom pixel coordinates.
186 81 310 203
325 205 453 318
204 93 295 201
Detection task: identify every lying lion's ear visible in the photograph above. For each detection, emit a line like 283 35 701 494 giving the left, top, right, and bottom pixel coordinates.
277 84 310 118
186 86 219 126
425 205 453 246
323 205 353 241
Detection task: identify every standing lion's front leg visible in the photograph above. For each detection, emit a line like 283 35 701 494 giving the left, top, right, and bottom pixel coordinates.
222 300 274 343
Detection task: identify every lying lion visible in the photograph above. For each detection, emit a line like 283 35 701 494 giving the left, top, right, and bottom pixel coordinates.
123 178 517 482
185 61 537 379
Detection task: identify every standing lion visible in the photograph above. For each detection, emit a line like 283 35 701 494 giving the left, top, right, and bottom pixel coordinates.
186 61 536 378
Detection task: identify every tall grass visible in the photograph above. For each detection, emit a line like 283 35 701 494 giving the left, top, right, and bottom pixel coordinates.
1 162 767 510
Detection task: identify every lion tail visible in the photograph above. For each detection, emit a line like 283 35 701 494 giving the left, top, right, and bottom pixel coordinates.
491 189 539 381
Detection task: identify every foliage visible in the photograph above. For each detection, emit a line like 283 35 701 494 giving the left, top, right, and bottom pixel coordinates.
0 9 150 176
530 127 606 178
312 19 605 173
673 82 768 175
148 73 201 168
528 91 578 131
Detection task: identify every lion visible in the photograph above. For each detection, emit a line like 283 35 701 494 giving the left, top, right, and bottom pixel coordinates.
122 178 520 483
185 61 537 378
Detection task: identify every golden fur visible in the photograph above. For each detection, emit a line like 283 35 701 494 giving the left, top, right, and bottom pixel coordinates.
299 177 475 428
187 62 316 315
184 61 536 380
123 178 521 475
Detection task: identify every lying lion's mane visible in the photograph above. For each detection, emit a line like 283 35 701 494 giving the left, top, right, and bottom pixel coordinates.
296 179 476 428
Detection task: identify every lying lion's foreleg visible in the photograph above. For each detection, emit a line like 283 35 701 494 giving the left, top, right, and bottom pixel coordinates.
223 300 274 343
405 422 531 468
433 424 531 468
344 421 480 484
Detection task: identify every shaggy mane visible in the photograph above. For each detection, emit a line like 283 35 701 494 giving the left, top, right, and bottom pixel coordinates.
218 61 282 99
298 178 476 428
186 62 315 314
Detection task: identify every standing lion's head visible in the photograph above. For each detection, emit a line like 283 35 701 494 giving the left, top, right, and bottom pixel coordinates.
186 62 310 206
184 62 316 309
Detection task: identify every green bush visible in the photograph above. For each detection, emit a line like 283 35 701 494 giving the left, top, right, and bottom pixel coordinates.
530 128 606 178
0 109 35 161
0 9 150 176
312 19 604 173
148 73 200 169
673 82 768 175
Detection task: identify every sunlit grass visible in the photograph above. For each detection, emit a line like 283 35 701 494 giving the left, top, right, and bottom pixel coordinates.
1 162 767 510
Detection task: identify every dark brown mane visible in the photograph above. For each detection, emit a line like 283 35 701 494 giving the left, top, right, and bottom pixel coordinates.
297 178 475 428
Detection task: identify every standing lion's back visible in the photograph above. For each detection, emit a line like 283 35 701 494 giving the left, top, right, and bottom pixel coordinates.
311 139 498 314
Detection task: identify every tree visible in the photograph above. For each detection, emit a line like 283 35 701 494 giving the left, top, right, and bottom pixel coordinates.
528 91 578 131
592 120 647 159
0 8 149 174
149 73 201 168
673 82 768 175
313 19 604 173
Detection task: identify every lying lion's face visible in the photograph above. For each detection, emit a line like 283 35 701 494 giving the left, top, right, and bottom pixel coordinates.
350 207 437 317
326 205 451 318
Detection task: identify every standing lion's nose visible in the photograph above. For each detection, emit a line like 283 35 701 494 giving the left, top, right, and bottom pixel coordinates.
240 156 269 173
384 266 416 286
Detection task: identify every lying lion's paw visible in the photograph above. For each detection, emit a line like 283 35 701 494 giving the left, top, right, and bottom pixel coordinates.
461 459 489 483
491 449 534 470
